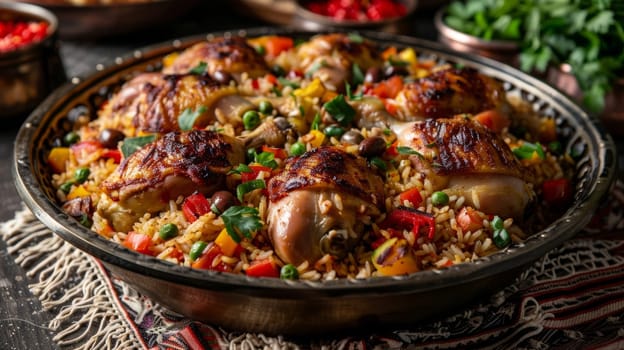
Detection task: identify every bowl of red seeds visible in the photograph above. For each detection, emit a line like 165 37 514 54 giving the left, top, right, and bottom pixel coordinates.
0 1 66 119
293 0 416 34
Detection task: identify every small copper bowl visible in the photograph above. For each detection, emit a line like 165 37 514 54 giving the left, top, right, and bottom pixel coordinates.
546 64 624 136
434 7 519 65
293 0 417 34
0 2 66 119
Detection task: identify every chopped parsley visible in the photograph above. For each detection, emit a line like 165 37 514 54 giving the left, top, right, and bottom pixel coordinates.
189 61 207 75
120 134 157 158
178 105 207 131
221 206 263 243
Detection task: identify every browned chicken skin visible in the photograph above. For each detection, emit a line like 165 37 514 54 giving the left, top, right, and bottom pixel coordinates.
397 67 508 119
99 130 244 231
295 33 382 91
96 73 250 135
397 116 532 219
267 147 384 265
163 36 270 80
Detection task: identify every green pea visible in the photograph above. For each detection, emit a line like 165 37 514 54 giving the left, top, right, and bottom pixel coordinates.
74 168 90 183
290 142 306 156
280 264 299 280
431 191 449 206
493 228 511 249
491 216 504 231
159 223 179 240
243 110 261 130
63 131 80 146
189 241 207 261
59 182 73 194
324 125 345 138
258 100 273 115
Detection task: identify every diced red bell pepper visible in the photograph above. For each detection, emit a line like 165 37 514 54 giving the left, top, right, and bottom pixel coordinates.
70 140 103 165
381 206 435 240
191 244 230 272
264 36 294 57
385 140 399 157
101 149 122 163
370 75 403 99
241 164 273 183
399 188 423 207
542 178 572 207
124 231 153 255
182 192 211 223
261 145 288 160
245 259 279 278
473 109 510 133
456 207 483 232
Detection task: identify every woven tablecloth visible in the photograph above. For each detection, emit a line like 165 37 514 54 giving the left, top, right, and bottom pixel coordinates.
1 179 623 350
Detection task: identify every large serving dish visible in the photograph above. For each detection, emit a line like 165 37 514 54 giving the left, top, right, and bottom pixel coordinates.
13 28 616 335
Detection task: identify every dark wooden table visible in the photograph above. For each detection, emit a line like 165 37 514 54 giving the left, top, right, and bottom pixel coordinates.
0 3 442 348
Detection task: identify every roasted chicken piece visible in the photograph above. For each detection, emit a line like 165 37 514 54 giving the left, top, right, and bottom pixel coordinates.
163 36 270 81
99 130 244 231
96 73 253 134
267 147 385 265
396 116 532 220
295 33 382 91
395 67 509 120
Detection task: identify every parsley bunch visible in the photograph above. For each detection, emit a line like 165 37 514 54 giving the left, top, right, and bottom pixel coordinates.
445 0 624 113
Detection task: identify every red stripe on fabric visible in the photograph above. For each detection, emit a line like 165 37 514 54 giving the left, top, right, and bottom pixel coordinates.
535 273 624 305
524 260 624 299
92 259 151 350
179 326 206 350
543 298 624 329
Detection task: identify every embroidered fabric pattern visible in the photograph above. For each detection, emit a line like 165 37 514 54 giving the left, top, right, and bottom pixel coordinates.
1 180 623 349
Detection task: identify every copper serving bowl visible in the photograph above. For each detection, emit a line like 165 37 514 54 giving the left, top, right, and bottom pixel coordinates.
13 28 617 336
434 7 519 64
22 0 199 39
0 2 65 119
292 0 417 34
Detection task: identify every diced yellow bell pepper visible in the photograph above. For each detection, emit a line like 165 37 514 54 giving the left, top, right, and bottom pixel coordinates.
215 228 239 257
47 147 70 173
162 52 179 68
66 185 90 200
307 130 325 148
293 78 325 99
398 48 418 65
371 237 420 276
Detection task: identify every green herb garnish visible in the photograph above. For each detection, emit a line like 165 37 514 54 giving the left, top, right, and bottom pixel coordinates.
189 61 207 75
178 106 207 131
121 134 157 158
323 94 355 127
397 146 424 158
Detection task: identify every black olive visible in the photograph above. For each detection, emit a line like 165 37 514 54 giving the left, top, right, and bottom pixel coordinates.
384 65 408 78
358 136 386 158
213 70 232 84
340 130 364 145
364 67 382 84
210 191 238 215
99 128 125 149
273 116 292 131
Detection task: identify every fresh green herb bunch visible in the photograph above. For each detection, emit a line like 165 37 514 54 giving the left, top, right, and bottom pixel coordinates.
445 0 624 113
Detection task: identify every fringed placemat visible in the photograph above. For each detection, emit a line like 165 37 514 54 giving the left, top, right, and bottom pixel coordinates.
2 181 624 349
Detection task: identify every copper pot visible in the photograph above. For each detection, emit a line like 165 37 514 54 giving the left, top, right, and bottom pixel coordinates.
547 63 624 136
434 7 519 65
0 2 66 119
